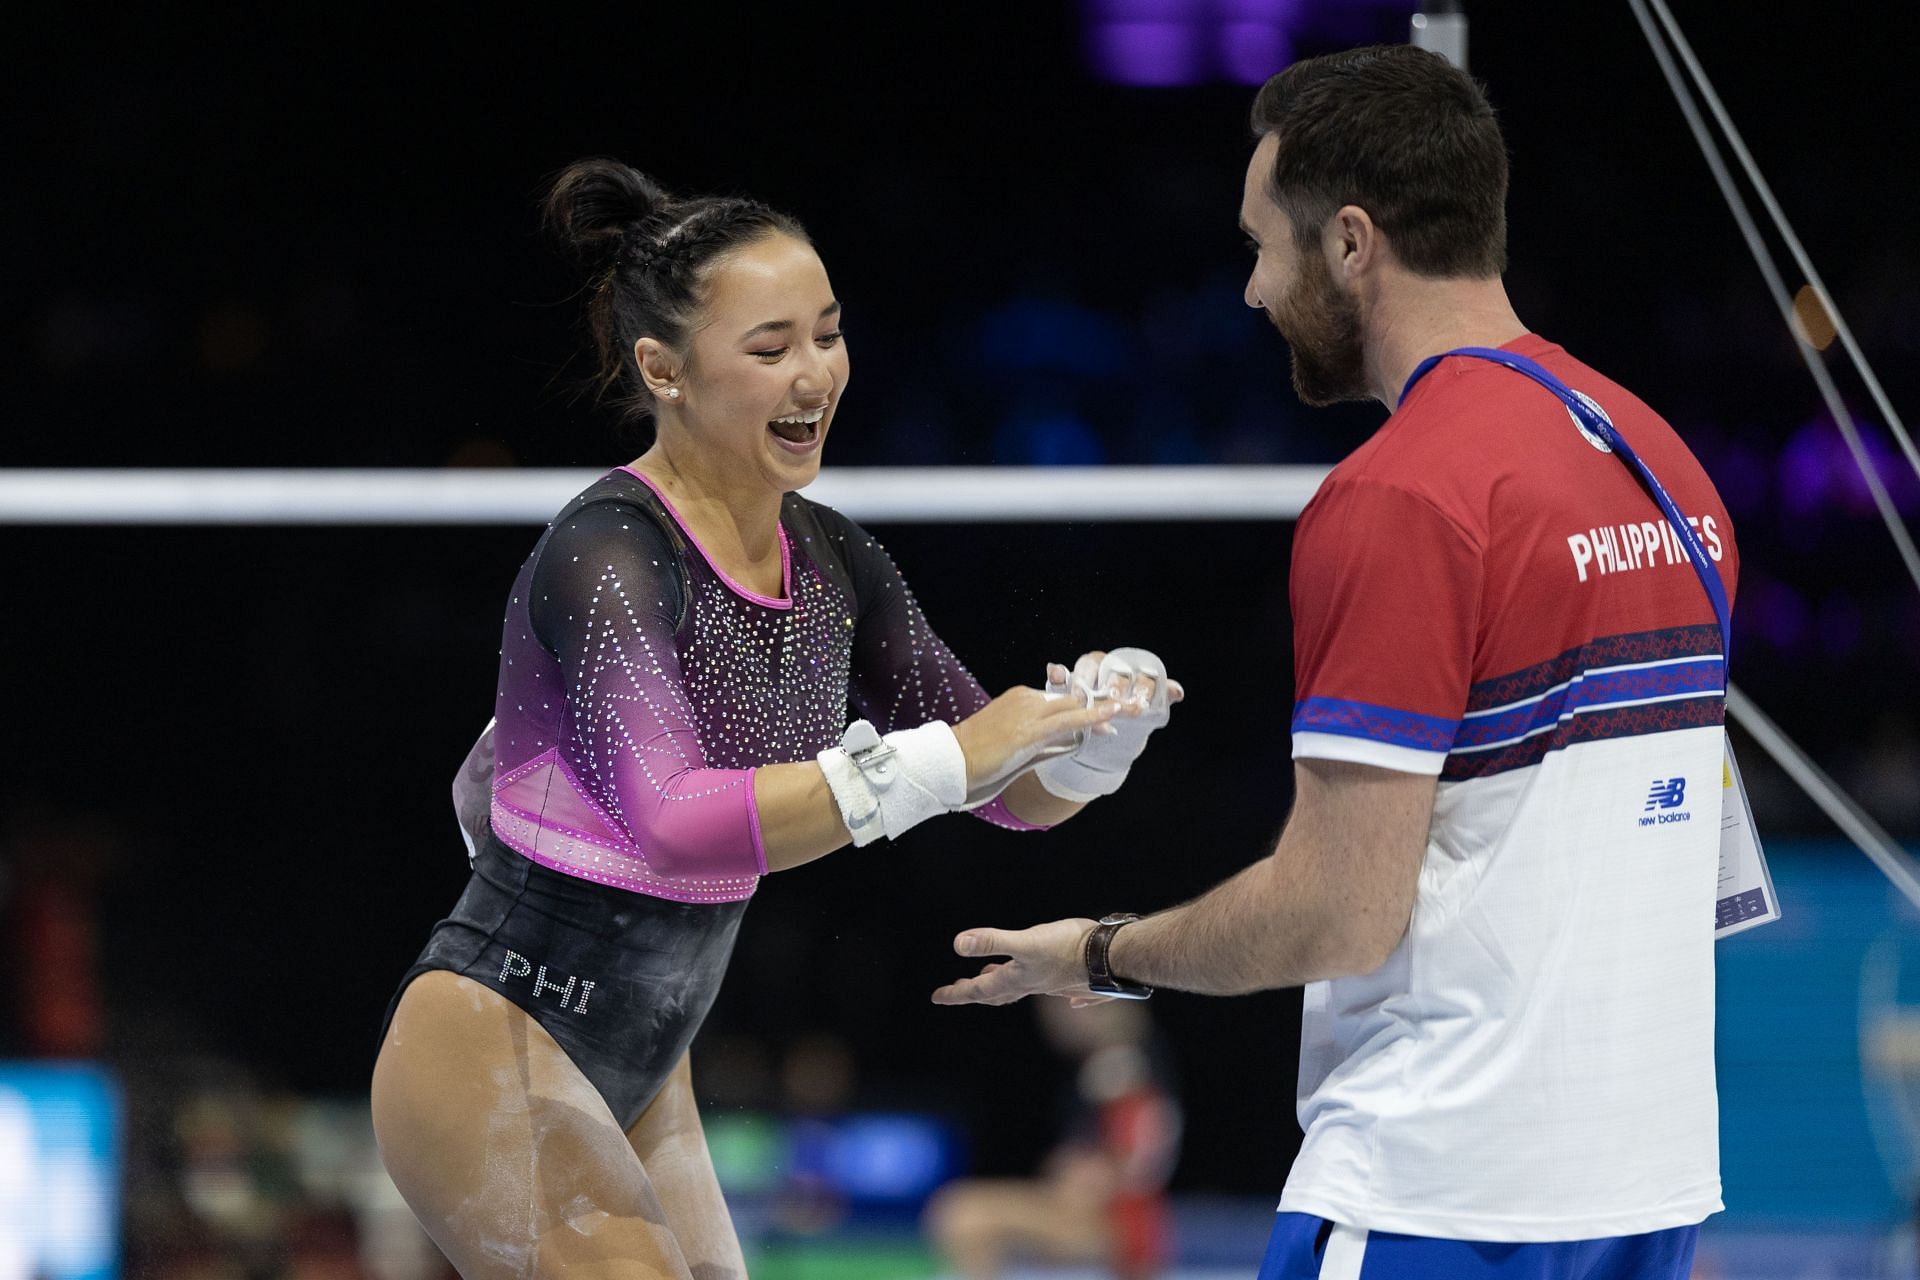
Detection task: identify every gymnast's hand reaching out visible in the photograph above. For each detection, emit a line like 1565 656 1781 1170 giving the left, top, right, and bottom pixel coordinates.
1033 648 1185 802
952 685 1137 803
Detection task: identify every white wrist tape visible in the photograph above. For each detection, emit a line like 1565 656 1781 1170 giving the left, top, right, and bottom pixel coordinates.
817 719 968 847
1035 647 1172 802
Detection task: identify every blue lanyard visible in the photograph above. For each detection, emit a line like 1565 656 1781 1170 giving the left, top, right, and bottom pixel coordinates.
1402 347 1732 663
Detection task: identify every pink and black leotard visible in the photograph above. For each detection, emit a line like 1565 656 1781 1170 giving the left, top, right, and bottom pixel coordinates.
382 467 1035 1126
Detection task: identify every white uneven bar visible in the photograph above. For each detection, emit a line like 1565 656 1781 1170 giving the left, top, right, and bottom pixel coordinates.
0 466 1330 525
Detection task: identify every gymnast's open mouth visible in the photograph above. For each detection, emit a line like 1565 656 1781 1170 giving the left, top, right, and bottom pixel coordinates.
768 406 825 450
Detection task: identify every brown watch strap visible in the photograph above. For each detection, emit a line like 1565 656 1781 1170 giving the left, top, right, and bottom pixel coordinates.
1084 913 1149 995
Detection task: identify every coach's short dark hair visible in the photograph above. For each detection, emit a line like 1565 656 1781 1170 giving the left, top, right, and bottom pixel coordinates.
1250 45 1508 278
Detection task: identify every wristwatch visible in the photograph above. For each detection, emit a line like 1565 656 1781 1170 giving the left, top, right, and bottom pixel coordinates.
1084 914 1154 1000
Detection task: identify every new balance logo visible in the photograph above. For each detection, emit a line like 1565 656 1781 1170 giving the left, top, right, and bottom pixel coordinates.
1638 777 1692 827
1645 778 1687 811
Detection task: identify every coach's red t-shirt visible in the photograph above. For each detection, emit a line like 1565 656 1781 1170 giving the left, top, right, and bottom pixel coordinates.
1281 334 1737 1240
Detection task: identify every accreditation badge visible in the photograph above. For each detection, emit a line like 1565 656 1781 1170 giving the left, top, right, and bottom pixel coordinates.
1715 733 1780 939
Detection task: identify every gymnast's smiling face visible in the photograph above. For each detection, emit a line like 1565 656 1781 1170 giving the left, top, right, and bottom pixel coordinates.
639 232 849 495
1240 132 1368 407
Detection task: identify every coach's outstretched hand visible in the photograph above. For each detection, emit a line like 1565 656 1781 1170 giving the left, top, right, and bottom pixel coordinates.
1034 648 1184 802
930 919 1100 1006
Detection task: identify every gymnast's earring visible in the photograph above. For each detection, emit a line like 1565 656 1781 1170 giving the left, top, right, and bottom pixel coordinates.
661 386 680 400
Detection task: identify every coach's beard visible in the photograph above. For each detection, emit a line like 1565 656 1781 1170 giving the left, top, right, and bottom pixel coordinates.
1268 253 1368 407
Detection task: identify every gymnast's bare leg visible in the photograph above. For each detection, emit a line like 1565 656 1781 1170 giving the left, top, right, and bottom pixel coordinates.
371 971 742 1279
622 1046 745 1277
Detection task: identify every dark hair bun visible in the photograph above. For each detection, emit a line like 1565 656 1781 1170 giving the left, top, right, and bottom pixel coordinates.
542 159 673 274
540 157 810 424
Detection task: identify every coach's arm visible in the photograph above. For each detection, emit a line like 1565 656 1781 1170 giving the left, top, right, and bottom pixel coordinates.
931 759 1433 1003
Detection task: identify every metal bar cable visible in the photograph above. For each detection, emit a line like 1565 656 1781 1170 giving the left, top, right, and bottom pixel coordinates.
1726 685 1920 912
1628 0 1920 597
1647 0 1920 488
1631 0 1920 898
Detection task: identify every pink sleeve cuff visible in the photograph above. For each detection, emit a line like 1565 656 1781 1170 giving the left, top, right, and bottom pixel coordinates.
967 795 1052 832
630 765 766 881
744 767 770 875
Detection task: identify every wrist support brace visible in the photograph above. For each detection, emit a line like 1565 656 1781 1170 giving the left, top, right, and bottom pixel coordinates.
817 719 968 846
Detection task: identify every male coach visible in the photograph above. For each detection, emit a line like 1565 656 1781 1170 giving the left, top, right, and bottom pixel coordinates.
934 45 1738 1279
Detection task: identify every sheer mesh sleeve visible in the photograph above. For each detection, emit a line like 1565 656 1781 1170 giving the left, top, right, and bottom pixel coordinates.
836 519 1047 832
527 502 766 878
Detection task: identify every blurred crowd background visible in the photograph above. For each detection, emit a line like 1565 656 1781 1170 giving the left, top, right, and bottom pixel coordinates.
5 2 1919 1276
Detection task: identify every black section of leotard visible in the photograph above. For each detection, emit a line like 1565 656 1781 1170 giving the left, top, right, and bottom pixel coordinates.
528 474 690 654
515 472 957 715
380 827 747 1129
781 493 992 732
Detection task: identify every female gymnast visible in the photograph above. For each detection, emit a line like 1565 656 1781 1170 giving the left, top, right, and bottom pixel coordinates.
369 159 1180 1278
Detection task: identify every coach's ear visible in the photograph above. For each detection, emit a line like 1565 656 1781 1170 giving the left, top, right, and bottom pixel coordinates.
1329 205 1383 284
